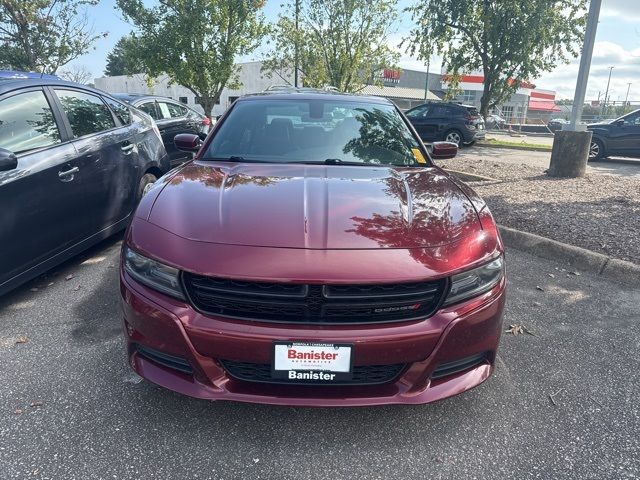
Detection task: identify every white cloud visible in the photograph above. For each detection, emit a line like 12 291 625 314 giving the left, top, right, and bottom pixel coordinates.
534 40 640 100
601 0 640 21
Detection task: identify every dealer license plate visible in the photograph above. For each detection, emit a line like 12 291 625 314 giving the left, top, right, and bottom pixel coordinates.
272 342 353 382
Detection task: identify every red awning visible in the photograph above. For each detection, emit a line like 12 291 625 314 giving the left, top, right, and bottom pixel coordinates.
528 100 560 112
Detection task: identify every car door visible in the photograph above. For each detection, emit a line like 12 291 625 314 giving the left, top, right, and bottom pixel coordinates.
157 101 193 164
405 105 431 141
53 88 137 232
609 111 640 156
426 104 451 141
0 87 84 288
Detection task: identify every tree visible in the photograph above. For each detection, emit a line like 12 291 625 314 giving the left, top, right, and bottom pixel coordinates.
117 0 267 117
406 0 587 118
59 64 93 84
263 0 399 92
0 0 105 74
104 36 143 76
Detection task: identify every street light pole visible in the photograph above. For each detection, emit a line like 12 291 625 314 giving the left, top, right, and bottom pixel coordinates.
550 0 601 178
567 0 601 130
602 66 614 117
294 0 300 88
625 82 632 111
423 57 430 101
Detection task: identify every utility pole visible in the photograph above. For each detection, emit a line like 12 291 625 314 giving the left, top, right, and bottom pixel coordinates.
625 82 632 111
423 57 430 101
550 0 601 178
294 0 300 88
602 65 614 117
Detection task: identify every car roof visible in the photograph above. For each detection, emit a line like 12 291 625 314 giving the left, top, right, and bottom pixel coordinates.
238 89 393 106
0 77 116 99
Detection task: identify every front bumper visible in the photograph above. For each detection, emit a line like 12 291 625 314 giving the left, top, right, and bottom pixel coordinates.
120 270 505 407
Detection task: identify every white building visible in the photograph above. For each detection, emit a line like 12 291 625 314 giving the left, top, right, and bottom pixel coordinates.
94 61 294 116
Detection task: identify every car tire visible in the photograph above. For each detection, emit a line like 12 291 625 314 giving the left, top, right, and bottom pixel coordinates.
588 138 605 162
137 173 158 201
463 140 476 147
444 129 463 146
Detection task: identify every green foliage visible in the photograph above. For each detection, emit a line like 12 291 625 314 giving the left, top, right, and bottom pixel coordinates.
0 0 105 74
117 0 268 117
104 36 143 76
263 0 399 92
406 0 587 116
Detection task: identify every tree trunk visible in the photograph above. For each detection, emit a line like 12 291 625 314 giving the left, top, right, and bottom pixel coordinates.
479 78 492 118
199 96 216 119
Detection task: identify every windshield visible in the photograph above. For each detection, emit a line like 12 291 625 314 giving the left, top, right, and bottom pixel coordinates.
203 98 427 166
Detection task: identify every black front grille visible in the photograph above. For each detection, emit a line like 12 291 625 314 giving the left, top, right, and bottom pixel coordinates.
220 360 405 385
431 352 488 379
136 344 193 374
183 274 447 324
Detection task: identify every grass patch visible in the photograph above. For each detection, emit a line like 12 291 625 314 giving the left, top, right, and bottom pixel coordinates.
479 138 552 151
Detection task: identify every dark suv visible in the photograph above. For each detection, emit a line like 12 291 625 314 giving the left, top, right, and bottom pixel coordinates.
588 109 640 160
0 78 169 295
405 102 485 146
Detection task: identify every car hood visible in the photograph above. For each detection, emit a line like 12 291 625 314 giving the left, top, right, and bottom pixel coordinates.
147 162 482 249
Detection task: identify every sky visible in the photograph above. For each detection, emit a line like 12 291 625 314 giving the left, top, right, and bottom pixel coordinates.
70 0 640 101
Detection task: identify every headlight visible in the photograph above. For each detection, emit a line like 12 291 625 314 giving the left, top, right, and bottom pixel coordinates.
123 246 185 300
443 256 504 306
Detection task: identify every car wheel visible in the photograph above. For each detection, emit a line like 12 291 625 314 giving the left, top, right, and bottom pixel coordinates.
444 129 463 146
588 138 605 162
138 173 158 201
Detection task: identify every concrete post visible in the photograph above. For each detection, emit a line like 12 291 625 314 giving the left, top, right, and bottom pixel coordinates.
548 130 592 177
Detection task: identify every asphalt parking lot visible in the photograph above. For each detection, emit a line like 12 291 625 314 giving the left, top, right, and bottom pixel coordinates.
1 236 639 480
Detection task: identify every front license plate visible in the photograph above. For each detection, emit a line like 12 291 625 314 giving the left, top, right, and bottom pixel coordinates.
272 342 353 382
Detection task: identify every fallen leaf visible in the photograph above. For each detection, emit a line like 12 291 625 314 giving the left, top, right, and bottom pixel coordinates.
253 459 260 463
535 285 544 291
72 284 82 291
65 274 74 281
15 409 23 415
570 271 581 276
547 273 555 278
30 401 43 407
47 282 54 287
505 324 524 335
15 335 28 344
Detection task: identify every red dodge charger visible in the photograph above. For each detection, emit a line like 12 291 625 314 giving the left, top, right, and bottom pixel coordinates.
120 90 505 406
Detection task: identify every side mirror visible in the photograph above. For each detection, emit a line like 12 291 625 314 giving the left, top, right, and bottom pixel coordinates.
615 119 625 126
174 133 202 152
430 141 458 160
0 147 18 172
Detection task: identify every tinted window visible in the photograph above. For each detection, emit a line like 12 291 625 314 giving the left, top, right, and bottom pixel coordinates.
55 89 116 137
204 99 424 166
0 90 61 153
104 97 131 125
406 105 429 118
165 102 187 118
138 101 160 120
620 111 640 125
429 105 450 117
465 106 480 117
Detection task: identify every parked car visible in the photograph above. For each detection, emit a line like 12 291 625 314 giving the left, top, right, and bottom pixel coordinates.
0 77 169 296
112 94 211 165
547 118 569 131
405 101 486 146
120 90 506 407
588 109 640 161
485 113 506 129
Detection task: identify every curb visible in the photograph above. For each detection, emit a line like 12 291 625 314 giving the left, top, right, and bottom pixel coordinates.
476 142 552 153
498 225 640 287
